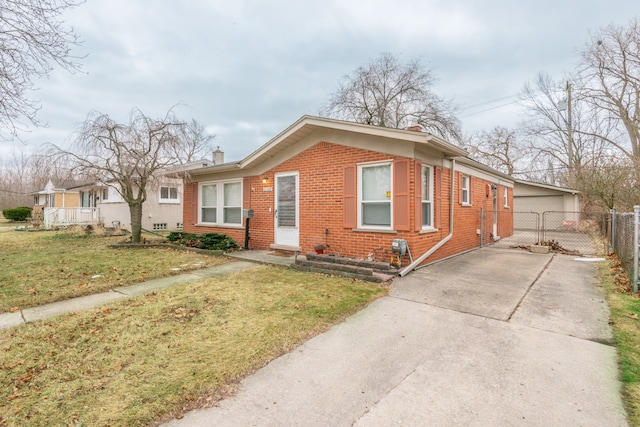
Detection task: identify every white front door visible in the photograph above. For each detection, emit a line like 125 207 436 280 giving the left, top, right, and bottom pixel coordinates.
274 172 299 247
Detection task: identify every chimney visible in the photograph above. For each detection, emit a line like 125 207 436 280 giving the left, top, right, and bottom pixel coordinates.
212 146 224 165
407 123 423 132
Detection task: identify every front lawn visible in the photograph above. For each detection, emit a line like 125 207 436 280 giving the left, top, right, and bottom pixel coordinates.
0 265 388 426
0 230 227 313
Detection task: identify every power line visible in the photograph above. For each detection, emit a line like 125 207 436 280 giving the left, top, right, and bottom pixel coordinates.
461 99 522 118
460 94 521 111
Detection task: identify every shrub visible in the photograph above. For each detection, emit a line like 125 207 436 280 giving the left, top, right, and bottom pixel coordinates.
3 207 32 221
166 231 238 251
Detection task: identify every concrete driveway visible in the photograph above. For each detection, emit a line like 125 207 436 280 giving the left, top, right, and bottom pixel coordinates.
162 247 627 427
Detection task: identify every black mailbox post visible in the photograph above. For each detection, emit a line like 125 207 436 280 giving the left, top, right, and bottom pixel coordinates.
242 209 254 249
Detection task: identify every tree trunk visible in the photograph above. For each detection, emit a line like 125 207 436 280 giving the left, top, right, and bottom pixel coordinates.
129 203 143 243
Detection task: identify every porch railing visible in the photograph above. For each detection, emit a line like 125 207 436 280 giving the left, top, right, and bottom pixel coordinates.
43 207 100 229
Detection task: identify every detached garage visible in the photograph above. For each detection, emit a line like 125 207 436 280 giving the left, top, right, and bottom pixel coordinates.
513 180 580 229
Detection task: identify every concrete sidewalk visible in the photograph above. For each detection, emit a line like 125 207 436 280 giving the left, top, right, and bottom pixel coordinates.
162 247 627 427
0 249 301 330
0 261 261 330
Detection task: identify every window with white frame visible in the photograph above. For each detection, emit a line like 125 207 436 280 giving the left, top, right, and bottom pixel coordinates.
461 175 470 205
359 162 392 228
201 184 217 223
102 188 109 201
199 180 242 225
503 187 509 207
160 186 179 202
223 182 241 224
422 165 433 228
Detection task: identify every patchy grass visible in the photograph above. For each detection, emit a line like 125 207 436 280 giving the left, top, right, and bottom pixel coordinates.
0 265 388 426
599 255 640 425
0 230 227 313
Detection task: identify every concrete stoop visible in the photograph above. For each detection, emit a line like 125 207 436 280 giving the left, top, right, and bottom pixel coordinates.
292 253 398 283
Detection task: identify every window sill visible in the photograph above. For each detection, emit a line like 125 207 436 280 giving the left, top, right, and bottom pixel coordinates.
352 227 398 234
461 203 473 207
159 200 180 204
419 228 439 234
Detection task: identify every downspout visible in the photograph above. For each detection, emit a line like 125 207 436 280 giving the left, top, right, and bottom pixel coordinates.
398 157 457 277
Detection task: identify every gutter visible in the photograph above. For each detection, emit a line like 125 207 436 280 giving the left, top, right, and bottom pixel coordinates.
398 157 457 277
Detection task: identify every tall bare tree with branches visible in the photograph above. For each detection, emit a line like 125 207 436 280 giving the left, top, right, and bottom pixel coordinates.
578 17 640 173
464 126 529 176
519 72 612 186
48 108 203 242
321 52 462 142
0 149 75 210
0 0 84 137
171 119 215 164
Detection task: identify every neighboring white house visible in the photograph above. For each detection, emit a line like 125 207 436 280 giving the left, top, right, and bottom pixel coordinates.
71 154 219 232
32 154 219 231
72 177 185 232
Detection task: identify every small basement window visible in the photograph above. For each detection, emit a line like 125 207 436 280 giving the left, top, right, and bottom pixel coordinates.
153 223 167 230
176 222 183 230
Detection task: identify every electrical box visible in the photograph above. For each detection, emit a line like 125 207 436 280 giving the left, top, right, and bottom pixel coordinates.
242 209 254 218
391 239 408 257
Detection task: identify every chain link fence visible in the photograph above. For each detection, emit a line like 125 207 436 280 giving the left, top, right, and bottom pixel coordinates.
488 211 597 255
604 209 639 292
540 211 597 255
484 208 639 292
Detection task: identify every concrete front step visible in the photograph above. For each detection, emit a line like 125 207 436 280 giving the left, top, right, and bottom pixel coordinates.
304 253 398 276
296 259 376 276
290 263 388 283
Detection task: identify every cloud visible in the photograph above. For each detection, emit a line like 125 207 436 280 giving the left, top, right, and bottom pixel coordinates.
0 0 637 163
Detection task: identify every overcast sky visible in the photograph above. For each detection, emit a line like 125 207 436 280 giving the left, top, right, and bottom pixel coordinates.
2 0 637 163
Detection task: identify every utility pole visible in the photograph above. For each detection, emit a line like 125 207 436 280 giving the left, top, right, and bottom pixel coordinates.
566 81 574 181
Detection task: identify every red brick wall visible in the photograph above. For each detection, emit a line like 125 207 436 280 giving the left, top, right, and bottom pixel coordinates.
183 142 513 267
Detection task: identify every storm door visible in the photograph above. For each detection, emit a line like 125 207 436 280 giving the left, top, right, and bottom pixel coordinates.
274 172 299 247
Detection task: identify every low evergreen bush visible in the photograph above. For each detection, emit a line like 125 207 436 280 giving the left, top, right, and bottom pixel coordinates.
3 207 32 221
166 231 238 251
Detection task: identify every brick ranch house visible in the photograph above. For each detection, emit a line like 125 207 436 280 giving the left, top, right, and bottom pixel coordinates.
181 116 514 276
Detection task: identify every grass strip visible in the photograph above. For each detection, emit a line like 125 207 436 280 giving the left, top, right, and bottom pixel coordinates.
599 255 640 425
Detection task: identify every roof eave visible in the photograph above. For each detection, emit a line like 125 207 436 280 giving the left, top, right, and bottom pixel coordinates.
240 115 468 168
184 162 242 176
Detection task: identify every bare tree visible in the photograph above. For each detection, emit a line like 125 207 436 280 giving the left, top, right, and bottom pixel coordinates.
0 0 84 136
171 119 215 164
573 156 638 211
464 126 529 176
0 149 75 210
49 108 198 243
519 73 611 186
578 18 640 172
321 52 462 142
